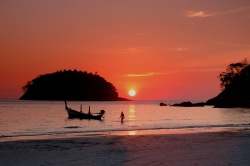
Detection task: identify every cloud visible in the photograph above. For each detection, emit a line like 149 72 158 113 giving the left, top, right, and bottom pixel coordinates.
125 72 171 77
125 69 222 77
221 6 250 15
185 11 215 18
218 42 250 48
175 47 189 51
184 68 224 72
164 46 205 52
136 32 149 36
185 6 250 18
120 47 151 54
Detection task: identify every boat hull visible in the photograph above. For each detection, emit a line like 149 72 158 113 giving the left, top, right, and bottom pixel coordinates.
64 101 105 120
66 108 104 120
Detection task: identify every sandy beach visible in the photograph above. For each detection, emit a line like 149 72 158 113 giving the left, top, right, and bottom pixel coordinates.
1 128 250 166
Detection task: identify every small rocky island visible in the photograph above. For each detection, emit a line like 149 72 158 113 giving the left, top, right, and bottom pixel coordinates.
20 70 130 101
206 59 250 108
159 102 168 106
171 101 205 107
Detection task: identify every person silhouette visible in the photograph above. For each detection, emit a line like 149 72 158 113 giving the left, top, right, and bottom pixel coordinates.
119 112 125 123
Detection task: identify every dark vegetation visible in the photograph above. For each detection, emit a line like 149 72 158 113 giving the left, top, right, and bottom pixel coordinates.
206 59 250 108
20 70 129 101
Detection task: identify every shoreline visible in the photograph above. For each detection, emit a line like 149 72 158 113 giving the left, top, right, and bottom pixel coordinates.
1 126 249 142
1 127 250 165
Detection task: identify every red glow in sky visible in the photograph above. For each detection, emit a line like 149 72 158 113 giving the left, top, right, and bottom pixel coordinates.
1 0 250 100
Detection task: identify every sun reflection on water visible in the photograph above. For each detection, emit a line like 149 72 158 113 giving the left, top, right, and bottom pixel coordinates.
129 105 136 126
128 131 137 135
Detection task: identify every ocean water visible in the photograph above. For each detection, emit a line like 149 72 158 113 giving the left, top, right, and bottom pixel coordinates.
0 99 250 139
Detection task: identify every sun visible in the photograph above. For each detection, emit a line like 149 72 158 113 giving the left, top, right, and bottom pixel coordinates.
128 89 136 97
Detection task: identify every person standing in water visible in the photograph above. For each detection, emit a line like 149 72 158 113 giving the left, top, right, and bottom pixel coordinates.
120 112 125 122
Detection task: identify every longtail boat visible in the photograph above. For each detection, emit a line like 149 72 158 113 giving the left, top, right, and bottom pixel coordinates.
64 101 105 120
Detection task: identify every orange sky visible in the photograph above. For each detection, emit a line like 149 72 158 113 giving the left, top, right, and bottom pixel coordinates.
1 0 250 100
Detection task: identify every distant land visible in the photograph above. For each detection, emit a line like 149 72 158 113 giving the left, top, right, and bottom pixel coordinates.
19 70 130 101
171 101 205 107
206 59 250 108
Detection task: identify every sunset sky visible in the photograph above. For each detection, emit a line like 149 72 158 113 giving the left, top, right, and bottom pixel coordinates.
1 0 250 100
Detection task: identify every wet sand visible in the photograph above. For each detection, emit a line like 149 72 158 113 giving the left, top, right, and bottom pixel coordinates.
0 128 250 166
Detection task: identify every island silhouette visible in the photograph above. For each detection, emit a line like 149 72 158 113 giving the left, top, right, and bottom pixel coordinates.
19 70 130 101
171 101 205 107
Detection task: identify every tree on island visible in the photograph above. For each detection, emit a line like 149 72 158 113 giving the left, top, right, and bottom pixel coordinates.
206 59 250 108
218 59 249 91
20 70 129 101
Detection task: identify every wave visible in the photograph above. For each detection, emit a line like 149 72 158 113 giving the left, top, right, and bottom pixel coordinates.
1 123 250 140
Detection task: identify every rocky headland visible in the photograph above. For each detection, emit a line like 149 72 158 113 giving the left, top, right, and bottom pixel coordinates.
206 59 250 108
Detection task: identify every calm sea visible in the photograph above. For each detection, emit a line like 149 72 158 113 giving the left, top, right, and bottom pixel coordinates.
0 99 250 140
